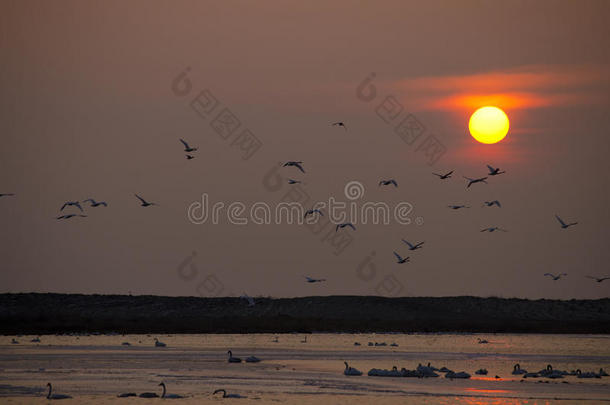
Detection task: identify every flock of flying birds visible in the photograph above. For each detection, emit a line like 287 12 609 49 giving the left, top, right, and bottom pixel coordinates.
1 122 607 287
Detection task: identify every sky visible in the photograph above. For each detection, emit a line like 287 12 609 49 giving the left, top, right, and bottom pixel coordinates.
1 0 609 299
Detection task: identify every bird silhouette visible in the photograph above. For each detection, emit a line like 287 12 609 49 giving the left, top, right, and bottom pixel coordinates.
464 176 488 188
135 194 157 207
448 205 469 210
331 122 347 130
336 222 356 231
586 276 610 283
83 199 107 207
288 179 301 184
304 209 323 218
180 139 198 152
393 252 410 264
186 154 194 160
57 214 87 220
433 171 453 179
379 179 398 187
483 200 501 208
544 273 567 281
283 161 305 173
61 201 83 212
555 215 577 229
486 165 505 175
401 239 424 250
304 276 326 283
481 226 507 232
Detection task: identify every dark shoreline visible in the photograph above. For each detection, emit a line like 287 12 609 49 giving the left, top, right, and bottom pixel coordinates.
1 293 609 334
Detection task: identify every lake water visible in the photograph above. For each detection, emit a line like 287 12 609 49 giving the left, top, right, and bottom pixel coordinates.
0 333 609 404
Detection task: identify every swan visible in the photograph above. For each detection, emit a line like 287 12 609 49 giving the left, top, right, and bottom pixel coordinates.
401 368 420 377
138 391 159 398
393 251 410 264
512 364 527 375
283 161 305 173
445 371 470 379
448 204 469 210
304 209 323 218
416 364 439 377
523 372 540 378
60 201 83 212
344 361 363 376
304 276 326 283
586 276 610 283
213 389 246 398
83 198 107 207
433 170 453 180
154 338 166 347
486 165 505 175
555 215 577 229
331 122 347 130
401 239 424 250
288 179 301 184
483 200 501 208
227 350 242 363
477 338 489 344
245 355 261 363
31 337 41 343
336 222 356 231
46 383 72 400
475 368 488 375
481 226 507 232
538 364 564 378
390 342 398 347
56 214 87 220
464 176 488 188
159 382 185 398
544 273 567 281
186 154 194 160
180 138 198 152
379 179 398 187
576 369 601 379
135 194 157 207
117 392 137 397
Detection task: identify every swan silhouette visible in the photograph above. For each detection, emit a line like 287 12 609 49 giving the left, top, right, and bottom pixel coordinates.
483 200 501 208
56 214 87 220
135 194 157 207
486 165 505 175
544 273 567 281
83 198 107 207
555 215 577 229
180 139 198 152
159 382 185 398
117 392 137 397
586 276 610 283
344 361 363 376
331 122 347 130
288 179 301 184
336 222 356 232
448 205 469 210
512 364 527 374
154 338 166 347
393 251 410 264
227 350 242 363
46 383 71 400
245 355 261 363
60 201 83 212
304 209 323 218
464 176 488 188
213 389 246 398
433 170 453 179
379 179 398 187
401 239 424 250
283 161 305 173
304 276 325 283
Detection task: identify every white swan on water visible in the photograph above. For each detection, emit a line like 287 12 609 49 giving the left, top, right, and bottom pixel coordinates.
343 361 363 376
46 383 71 400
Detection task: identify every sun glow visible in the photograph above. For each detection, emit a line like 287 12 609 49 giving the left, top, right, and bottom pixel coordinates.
468 106 510 144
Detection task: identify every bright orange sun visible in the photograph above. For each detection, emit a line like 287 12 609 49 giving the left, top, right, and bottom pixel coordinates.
468 106 509 144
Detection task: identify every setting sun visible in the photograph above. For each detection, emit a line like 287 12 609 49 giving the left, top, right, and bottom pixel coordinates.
468 106 509 144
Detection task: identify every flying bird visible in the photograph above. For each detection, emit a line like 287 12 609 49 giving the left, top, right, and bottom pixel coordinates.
393 252 410 264
304 276 326 283
331 122 347 130
135 194 156 207
288 179 301 184
464 176 488 188
480 226 507 232
402 239 424 250
483 200 501 208
433 171 453 180
186 154 194 160
544 273 567 281
304 208 323 218
61 201 83 212
0 193 15 198
83 198 107 207
487 165 505 176
555 215 577 229
180 138 198 152
586 276 610 283
336 222 356 232
448 205 469 210
283 161 305 173
56 214 87 220
379 179 398 187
